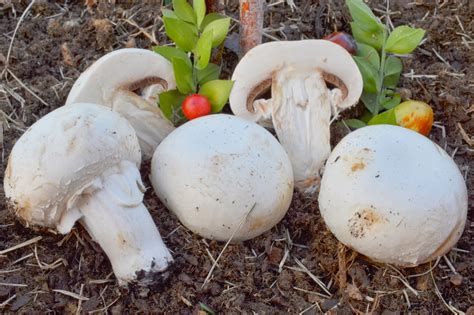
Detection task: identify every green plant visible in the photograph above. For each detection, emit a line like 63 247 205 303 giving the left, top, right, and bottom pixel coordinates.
344 0 425 129
154 0 233 124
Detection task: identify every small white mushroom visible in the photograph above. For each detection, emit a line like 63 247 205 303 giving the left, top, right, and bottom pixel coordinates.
4 103 172 284
66 48 176 159
229 40 363 193
318 125 468 266
150 114 294 242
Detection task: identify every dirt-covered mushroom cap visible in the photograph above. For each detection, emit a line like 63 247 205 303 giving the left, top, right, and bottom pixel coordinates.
150 114 294 242
318 125 468 266
5 103 172 284
229 40 363 193
66 48 176 159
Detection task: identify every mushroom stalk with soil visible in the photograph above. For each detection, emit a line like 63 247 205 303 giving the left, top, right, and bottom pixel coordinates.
230 40 363 193
4 103 172 284
66 48 176 160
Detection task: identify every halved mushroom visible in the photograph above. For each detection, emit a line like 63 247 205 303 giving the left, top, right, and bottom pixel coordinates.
4 103 172 284
66 48 176 159
229 40 363 193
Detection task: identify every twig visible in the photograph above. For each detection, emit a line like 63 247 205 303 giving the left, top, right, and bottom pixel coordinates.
0 236 42 255
294 257 332 297
53 289 89 301
7 70 49 107
0 294 17 308
201 203 257 288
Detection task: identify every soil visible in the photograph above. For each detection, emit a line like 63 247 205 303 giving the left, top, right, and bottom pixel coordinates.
0 0 472 314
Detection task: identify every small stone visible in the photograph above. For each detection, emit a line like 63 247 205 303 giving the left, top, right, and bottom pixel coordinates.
345 283 363 301
10 295 31 311
321 299 338 312
466 306 474 315
267 247 283 265
450 274 463 286
397 88 412 101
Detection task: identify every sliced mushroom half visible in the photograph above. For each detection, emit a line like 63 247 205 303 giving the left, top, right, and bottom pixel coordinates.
66 48 176 159
229 40 363 193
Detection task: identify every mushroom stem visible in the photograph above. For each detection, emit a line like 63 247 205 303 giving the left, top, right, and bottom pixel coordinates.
271 67 338 193
111 91 175 160
73 161 172 284
239 0 264 56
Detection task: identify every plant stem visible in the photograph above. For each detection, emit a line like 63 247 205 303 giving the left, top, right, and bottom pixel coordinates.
374 1 391 115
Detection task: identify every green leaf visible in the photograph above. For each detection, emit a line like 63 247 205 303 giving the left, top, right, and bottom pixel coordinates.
153 46 192 68
385 26 425 54
356 43 380 68
381 93 401 110
345 0 384 32
383 56 403 88
159 89 186 123
368 108 397 126
203 17 230 47
194 30 213 70
193 0 206 27
360 91 378 114
173 0 197 24
199 80 234 112
351 22 384 50
353 56 380 94
197 63 220 84
162 9 178 19
200 13 227 30
360 109 373 123
199 302 215 315
163 17 198 52
344 119 367 129
172 57 195 94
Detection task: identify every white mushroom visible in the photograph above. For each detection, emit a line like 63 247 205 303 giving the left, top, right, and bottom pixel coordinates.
318 125 468 266
150 114 294 242
229 40 363 193
66 48 176 160
4 103 172 284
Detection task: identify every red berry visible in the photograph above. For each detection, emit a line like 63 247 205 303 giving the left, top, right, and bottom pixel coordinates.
182 94 212 120
323 32 357 55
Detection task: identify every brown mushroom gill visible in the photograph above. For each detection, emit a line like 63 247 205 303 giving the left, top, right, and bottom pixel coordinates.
245 72 348 113
123 76 169 92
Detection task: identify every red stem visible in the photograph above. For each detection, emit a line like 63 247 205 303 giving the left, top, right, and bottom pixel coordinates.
239 0 264 56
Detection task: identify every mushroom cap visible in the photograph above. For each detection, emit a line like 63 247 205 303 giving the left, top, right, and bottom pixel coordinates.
318 125 468 266
4 103 141 229
150 114 294 241
229 40 363 121
65 48 176 106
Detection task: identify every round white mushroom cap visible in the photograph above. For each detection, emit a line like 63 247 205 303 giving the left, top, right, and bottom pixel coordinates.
66 48 176 160
150 114 294 242
5 103 141 229
318 125 468 266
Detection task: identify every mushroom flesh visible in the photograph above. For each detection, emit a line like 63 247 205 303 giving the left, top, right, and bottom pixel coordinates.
150 114 294 242
318 125 468 266
4 103 172 284
66 48 176 159
229 40 363 193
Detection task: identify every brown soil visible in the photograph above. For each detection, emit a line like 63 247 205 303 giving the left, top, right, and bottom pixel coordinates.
0 0 472 314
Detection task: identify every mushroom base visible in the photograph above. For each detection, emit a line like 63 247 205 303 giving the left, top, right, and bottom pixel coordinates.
75 161 173 285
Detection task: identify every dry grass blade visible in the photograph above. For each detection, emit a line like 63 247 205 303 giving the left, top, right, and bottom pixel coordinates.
0 236 42 255
7 70 49 107
201 203 256 288
0 294 16 308
52 289 89 301
457 123 473 146
3 0 36 72
430 269 464 314
0 282 27 287
294 257 332 297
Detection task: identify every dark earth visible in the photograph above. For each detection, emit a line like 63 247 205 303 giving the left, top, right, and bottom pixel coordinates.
0 0 473 313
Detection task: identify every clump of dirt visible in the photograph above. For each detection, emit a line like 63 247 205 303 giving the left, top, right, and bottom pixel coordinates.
0 1 472 313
